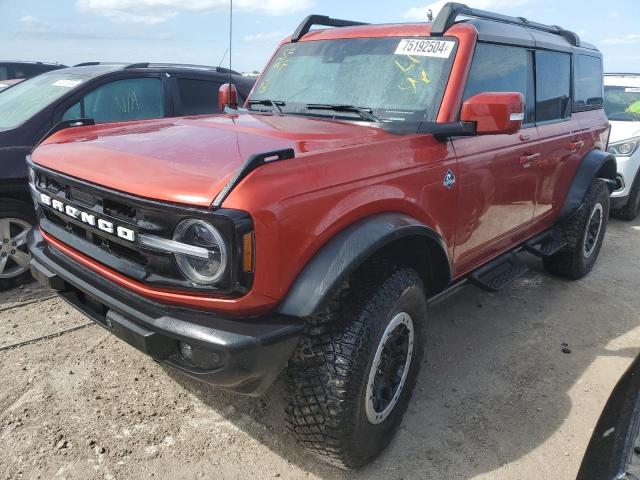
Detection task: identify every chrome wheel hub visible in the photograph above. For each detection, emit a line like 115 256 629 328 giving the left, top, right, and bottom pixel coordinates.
0 218 31 279
365 312 414 425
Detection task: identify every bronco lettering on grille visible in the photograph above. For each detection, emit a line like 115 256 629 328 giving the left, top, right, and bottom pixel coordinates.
38 192 136 242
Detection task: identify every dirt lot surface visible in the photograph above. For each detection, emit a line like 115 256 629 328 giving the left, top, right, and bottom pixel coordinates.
1 218 639 480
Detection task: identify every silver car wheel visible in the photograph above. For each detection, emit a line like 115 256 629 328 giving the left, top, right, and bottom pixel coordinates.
365 311 414 425
0 218 31 279
583 203 603 259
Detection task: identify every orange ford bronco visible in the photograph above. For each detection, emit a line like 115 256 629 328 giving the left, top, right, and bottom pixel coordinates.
26 3 614 468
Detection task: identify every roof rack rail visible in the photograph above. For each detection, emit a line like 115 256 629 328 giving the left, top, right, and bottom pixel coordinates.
74 62 240 75
431 2 580 47
604 72 640 76
73 62 131 67
291 15 368 43
1 60 63 65
123 62 241 75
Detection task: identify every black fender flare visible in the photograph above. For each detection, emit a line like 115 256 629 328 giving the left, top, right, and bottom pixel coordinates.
559 149 617 220
275 213 452 318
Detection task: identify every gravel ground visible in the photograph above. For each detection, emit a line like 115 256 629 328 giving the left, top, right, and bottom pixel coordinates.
0 217 639 480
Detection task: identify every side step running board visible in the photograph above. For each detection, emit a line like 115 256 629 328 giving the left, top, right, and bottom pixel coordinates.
523 230 567 258
468 252 529 292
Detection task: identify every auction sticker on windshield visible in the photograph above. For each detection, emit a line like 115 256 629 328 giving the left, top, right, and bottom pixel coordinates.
395 39 455 58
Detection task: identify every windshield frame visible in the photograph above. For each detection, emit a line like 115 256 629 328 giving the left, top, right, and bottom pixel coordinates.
247 36 459 125
0 71 89 132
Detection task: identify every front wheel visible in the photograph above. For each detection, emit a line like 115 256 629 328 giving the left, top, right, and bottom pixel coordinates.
285 262 427 469
0 200 35 291
543 179 610 279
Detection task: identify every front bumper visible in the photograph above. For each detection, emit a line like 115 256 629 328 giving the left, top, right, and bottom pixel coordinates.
611 151 640 202
28 228 303 396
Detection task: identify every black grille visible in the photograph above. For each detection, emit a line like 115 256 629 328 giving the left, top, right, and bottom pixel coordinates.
103 197 137 221
30 161 254 295
40 188 147 267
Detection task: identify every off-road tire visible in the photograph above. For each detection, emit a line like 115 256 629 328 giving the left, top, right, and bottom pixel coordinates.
543 179 610 279
612 171 640 221
285 261 427 469
0 200 35 292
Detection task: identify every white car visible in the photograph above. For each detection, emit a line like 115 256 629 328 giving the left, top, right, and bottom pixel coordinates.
604 73 640 220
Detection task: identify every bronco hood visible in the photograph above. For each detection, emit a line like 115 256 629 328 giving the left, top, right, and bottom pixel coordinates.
31 113 393 207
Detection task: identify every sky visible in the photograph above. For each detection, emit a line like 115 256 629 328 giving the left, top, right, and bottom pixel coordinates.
1 0 639 73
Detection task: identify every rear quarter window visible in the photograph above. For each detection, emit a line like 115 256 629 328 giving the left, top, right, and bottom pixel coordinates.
177 78 222 115
574 55 604 111
535 50 571 122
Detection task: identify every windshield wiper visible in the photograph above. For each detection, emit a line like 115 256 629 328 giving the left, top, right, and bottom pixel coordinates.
305 104 379 122
247 99 285 113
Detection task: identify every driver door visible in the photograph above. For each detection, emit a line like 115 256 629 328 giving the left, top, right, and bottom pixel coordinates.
452 43 539 275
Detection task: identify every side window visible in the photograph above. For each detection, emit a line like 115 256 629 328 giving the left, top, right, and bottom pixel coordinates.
574 55 603 111
463 43 535 124
0 66 8 81
12 64 27 79
535 50 571 122
62 102 82 121
63 78 164 124
19 64 43 78
177 78 222 115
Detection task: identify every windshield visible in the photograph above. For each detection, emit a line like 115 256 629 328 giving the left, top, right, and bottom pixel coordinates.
250 37 457 123
604 85 640 121
0 72 86 131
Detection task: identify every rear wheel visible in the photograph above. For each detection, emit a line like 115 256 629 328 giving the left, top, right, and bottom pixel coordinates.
0 200 35 291
612 172 640 221
285 261 427 469
543 179 610 279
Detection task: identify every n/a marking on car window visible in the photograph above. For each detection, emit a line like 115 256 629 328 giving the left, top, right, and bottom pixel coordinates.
394 39 455 58
625 87 640 93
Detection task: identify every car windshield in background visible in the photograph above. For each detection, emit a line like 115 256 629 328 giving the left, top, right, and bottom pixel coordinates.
0 72 85 131
250 37 457 123
604 85 640 121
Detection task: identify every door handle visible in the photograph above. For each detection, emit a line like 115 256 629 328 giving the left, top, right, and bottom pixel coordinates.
519 153 541 168
566 140 585 152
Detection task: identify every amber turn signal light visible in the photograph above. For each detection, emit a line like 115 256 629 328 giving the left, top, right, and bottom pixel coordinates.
243 232 254 272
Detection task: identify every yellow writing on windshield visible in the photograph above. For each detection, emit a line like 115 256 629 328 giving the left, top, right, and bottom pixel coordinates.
258 78 271 94
274 48 296 71
395 55 431 94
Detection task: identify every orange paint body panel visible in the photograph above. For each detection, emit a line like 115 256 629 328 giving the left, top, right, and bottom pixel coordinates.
460 92 524 134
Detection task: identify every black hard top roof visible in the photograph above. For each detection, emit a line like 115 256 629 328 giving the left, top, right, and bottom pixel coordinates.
291 3 600 56
465 18 600 55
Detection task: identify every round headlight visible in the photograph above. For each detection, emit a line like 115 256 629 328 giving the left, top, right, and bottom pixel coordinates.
618 142 634 155
173 219 227 285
